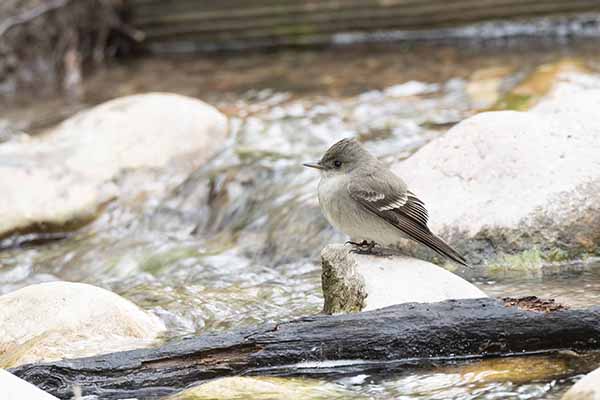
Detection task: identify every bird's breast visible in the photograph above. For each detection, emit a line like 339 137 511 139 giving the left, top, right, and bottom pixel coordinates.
317 175 402 245
317 174 349 229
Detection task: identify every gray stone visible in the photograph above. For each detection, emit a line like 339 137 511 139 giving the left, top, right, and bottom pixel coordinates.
321 244 486 314
0 281 165 368
0 93 228 240
393 75 600 267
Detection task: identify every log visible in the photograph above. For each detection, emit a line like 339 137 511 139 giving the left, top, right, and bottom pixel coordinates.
11 297 600 400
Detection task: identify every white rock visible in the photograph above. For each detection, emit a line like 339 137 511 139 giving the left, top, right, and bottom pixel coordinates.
0 93 228 239
321 244 486 313
0 369 58 400
393 75 600 263
0 281 165 368
562 367 600 400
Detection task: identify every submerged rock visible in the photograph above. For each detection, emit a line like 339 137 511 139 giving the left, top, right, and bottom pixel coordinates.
321 244 486 314
448 353 586 384
0 93 227 241
168 376 352 400
0 281 165 368
394 75 600 268
466 66 514 110
493 59 588 111
0 369 58 400
562 367 600 400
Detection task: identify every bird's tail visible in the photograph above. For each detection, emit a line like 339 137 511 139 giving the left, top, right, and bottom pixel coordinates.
423 232 470 268
406 224 470 267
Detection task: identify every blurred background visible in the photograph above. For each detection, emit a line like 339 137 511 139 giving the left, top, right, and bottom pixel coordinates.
2 1 600 399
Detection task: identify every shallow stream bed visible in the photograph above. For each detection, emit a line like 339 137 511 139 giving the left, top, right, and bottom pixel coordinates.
2 39 600 399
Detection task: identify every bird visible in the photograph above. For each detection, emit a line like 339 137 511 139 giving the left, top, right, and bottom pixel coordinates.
303 138 469 267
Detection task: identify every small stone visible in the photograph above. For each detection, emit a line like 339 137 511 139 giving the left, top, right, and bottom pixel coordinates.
321 244 486 314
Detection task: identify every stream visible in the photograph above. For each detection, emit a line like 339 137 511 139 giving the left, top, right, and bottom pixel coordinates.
2 39 600 399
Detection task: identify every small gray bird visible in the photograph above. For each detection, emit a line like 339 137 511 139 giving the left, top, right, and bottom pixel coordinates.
303 138 468 267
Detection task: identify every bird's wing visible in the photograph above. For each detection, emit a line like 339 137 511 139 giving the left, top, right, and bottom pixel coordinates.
348 171 468 267
347 171 428 227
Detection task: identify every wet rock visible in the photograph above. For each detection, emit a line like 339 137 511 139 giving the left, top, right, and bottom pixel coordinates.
168 377 352 400
0 281 165 368
466 66 514 109
0 93 227 241
448 353 586 384
562 367 600 400
0 369 58 400
321 244 486 314
394 74 600 268
493 59 588 111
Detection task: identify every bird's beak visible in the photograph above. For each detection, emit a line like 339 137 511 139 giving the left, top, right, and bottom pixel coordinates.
303 161 325 170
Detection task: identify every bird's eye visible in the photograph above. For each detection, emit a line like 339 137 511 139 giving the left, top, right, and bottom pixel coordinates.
334 160 342 168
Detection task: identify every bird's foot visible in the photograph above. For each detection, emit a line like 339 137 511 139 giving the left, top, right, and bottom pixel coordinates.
346 240 377 254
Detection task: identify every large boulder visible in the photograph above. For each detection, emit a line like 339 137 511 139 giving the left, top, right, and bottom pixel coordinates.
0 282 165 368
394 75 600 267
321 244 486 314
562 367 600 400
0 93 227 240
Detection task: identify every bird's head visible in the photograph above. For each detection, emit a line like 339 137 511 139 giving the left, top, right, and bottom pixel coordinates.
303 138 372 176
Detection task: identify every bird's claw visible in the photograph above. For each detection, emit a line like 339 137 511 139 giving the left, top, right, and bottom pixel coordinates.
346 240 377 254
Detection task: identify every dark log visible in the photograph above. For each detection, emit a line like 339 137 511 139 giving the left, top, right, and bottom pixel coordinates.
10 297 600 399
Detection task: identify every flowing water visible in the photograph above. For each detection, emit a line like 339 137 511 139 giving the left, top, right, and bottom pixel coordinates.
2 39 600 399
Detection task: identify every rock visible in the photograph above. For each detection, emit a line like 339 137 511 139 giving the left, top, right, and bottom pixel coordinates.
0 281 165 368
447 353 581 384
394 74 600 268
562 367 600 400
321 244 486 314
168 377 352 400
493 59 588 111
466 66 513 110
0 93 227 241
0 369 59 400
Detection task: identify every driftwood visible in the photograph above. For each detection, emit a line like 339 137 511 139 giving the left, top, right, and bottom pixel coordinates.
128 0 600 51
11 297 600 400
